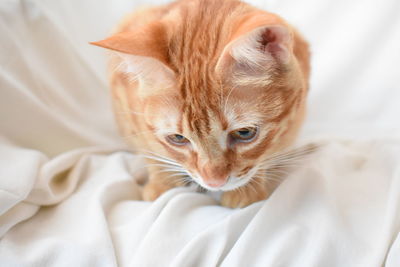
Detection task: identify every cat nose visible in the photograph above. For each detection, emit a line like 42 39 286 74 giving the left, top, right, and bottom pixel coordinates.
200 162 230 188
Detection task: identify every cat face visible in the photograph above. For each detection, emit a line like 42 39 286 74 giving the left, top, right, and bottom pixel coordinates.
139 66 305 191
92 0 310 191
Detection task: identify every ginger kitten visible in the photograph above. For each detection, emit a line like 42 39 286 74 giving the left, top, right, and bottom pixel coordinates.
92 0 310 208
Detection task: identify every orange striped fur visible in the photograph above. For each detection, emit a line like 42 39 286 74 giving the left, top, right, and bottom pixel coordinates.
92 0 310 208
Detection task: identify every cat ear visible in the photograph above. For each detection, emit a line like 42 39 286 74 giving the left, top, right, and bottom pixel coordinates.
216 24 293 86
90 23 175 91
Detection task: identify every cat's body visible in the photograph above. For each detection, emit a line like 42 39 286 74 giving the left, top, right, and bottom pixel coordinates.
92 0 310 208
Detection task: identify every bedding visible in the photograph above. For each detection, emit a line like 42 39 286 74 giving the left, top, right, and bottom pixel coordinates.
1 0 400 266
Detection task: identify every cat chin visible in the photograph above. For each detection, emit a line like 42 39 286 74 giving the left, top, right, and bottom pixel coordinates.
193 175 253 192
221 176 253 191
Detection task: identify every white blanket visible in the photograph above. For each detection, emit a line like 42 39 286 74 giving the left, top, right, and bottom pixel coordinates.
1 0 400 266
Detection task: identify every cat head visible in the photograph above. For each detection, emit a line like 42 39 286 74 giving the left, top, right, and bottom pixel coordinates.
92 0 310 191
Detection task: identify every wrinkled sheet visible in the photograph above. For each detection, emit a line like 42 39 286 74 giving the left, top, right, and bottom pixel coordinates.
1 0 400 266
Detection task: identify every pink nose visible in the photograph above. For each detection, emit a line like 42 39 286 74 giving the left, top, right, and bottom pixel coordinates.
205 180 227 188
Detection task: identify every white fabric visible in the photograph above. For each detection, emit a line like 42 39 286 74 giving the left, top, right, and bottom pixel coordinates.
1 0 400 266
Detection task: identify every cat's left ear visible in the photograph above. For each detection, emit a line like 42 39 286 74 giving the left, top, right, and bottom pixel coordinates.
216 24 293 86
90 23 175 95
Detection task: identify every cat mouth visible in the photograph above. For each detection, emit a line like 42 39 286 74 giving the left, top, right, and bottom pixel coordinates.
220 168 259 191
190 167 258 192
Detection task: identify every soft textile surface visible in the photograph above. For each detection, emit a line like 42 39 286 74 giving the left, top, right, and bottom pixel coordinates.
1 0 400 266
1 139 400 267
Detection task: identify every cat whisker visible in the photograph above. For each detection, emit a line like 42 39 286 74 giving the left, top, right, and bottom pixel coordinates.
258 144 318 172
251 177 265 187
153 168 186 174
165 173 190 180
262 153 306 166
257 163 300 171
253 174 283 184
267 170 291 178
143 163 181 168
248 182 258 194
265 176 285 183
140 149 181 164
165 171 193 188
155 167 187 177
266 154 309 165
263 144 317 162
140 154 182 167
252 168 289 182
262 167 291 176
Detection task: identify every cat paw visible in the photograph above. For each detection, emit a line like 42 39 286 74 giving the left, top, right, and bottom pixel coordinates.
142 181 173 201
221 184 270 208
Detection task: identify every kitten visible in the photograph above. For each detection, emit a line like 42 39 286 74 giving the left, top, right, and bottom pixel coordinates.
91 0 310 208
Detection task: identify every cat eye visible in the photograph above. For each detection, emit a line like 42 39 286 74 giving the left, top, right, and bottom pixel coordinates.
166 134 190 146
230 127 258 142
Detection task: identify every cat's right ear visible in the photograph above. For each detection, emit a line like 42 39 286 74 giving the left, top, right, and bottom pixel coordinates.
216 23 294 87
90 24 176 95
